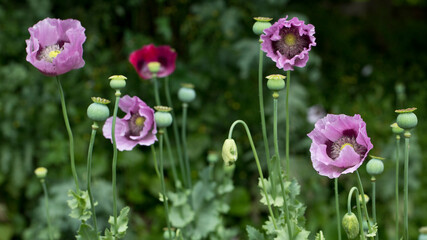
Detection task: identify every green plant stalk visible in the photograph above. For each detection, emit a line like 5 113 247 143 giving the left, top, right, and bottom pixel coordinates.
372 177 378 240
41 179 53 240
273 98 293 239
335 178 342 240
356 170 374 240
165 77 186 186
55 76 79 191
395 135 401 240
285 70 291 178
347 187 366 240
182 103 192 189
403 132 410 240
228 120 278 230
159 131 173 239
86 122 99 236
151 145 161 179
111 91 121 234
153 76 179 186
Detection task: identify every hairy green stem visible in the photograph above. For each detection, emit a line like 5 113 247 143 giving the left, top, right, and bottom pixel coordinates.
159 131 173 239
165 77 186 186
273 98 292 239
86 123 99 236
403 132 411 240
182 103 192 189
335 178 342 240
228 120 278 230
395 135 401 240
41 180 53 240
347 187 366 240
55 76 79 191
285 70 291 178
111 91 121 235
372 177 377 240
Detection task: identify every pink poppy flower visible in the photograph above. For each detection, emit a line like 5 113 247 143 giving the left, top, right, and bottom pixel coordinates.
129 44 177 79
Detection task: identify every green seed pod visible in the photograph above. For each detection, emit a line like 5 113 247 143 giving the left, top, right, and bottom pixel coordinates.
109 75 127 90
207 151 219 164
178 83 196 103
222 138 238 166
34 167 48 179
163 229 176 240
366 157 384 176
87 97 110 122
342 212 360 239
266 74 286 92
395 108 417 130
252 17 273 35
148 62 161 74
154 106 173 128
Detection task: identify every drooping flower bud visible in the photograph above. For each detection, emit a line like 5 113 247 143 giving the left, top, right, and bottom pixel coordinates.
390 122 404 135
395 108 418 130
154 106 173 128
222 138 238 166
252 17 273 35
342 212 360 239
109 75 127 90
34 167 48 179
366 156 384 176
178 83 196 103
87 97 110 122
266 74 286 92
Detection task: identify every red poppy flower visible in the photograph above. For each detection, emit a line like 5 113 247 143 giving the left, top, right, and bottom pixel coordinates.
129 44 177 79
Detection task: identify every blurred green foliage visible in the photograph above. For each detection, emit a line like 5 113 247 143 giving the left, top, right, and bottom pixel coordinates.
1 0 427 239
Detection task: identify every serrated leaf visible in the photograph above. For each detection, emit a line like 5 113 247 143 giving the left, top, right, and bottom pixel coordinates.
366 223 378 237
76 223 98 240
246 225 265 240
170 204 195 228
67 190 92 221
108 206 130 238
100 229 114 240
315 231 325 240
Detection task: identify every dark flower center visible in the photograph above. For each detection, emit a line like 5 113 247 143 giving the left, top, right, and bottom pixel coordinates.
329 135 367 160
128 113 146 136
272 27 310 59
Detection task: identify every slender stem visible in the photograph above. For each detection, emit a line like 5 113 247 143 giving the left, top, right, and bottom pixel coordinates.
228 120 278 230
165 77 186 185
152 76 161 106
55 76 79 191
395 135 401 240
356 170 374 240
159 131 173 239
86 123 99 236
347 187 366 240
151 145 161 179
111 91 121 234
41 180 53 240
285 70 291 178
403 132 411 240
335 178 342 240
372 177 378 240
257 40 271 173
182 103 192 189
273 97 292 239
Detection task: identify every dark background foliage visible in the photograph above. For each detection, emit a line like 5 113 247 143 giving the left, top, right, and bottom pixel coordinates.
1 0 426 239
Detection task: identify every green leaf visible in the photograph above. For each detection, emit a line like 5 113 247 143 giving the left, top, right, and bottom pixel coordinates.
76 223 98 240
107 206 130 239
246 225 265 240
67 190 92 221
100 229 114 240
170 204 195 228
315 231 325 240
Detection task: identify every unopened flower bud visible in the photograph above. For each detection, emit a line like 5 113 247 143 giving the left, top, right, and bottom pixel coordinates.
390 122 404 135
163 229 176 239
342 212 360 239
154 106 173 128
396 108 417 130
207 151 219 164
222 139 238 166
34 167 48 179
366 156 384 176
359 194 369 204
109 75 127 90
178 83 196 103
148 62 161 74
266 74 286 92
253 17 273 35
87 97 110 122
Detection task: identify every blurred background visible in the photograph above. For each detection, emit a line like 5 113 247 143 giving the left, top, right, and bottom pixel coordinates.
1 0 427 239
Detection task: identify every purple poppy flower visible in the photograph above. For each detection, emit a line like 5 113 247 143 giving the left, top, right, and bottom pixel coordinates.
307 114 373 179
25 18 86 76
103 95 157 151
261 16 316 71
129 44 177 79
